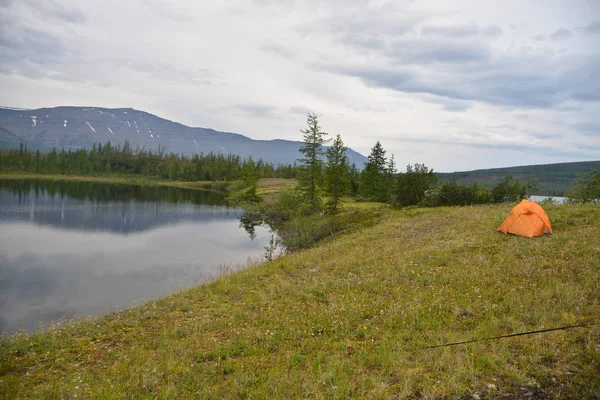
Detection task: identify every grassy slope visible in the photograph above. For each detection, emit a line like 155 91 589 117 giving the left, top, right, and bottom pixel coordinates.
2 203 599 399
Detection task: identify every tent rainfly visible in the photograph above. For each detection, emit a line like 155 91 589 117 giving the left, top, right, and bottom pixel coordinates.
498 200 553 238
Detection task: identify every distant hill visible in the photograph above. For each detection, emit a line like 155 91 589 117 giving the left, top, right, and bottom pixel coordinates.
437 161 600 196
0 106 368 167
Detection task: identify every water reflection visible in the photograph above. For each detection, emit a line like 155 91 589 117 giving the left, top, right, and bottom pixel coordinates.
0 179 230 233
0 179 271 334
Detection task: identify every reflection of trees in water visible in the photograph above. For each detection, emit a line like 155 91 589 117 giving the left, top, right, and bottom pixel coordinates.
239 212 264 240
0 179 237 233
0 179 226 205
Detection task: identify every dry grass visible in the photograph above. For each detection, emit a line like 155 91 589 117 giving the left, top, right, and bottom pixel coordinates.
0 172 216 191
1 203 599 399
256 178 297 203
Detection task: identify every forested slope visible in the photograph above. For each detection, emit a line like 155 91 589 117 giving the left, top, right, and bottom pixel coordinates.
437 160 600 195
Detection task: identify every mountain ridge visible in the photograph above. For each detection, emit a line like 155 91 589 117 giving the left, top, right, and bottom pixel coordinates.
0 106 368 167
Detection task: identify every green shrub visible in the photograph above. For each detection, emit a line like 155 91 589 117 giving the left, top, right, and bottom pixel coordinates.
565 171 600 204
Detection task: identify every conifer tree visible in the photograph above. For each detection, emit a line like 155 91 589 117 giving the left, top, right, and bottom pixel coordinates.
387 154 396 176
325 134 350 212
242 156 258 187
297 113 328 210
240 156 262 204
359 141 389 202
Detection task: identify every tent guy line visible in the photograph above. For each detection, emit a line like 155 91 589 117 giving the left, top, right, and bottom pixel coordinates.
423 321 598 350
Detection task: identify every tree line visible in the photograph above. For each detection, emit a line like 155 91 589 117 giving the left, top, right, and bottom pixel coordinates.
0 141 297 182
294 113 540 213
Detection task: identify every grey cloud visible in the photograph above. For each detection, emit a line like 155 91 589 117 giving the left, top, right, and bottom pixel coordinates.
335 31 490 66
385 38 490 65
0 6 82 81
575 144 600 152
321 46 600 109
234 104 279 118
260 43 295 59
298 2 425 44
529 132 565 139
158 9 194 22
442 102 471 112
337 32 386 51
574 122 600 136
0 22 67 67
420 24 502 37
571 91 600 102
34 0 87 24
425 96 472 112
395 135 587 158
308 4 599 113
585 21 600 34
111 59 213 86
486 124 518 131
324 11 418 38
4 0 86 24
466 142 586 158
550 28 572 40
143 0 193 22
289 106 313 115
533 34 546 41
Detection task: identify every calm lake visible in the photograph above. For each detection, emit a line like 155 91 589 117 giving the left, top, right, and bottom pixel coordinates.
0 179 273 334
529 195 567 204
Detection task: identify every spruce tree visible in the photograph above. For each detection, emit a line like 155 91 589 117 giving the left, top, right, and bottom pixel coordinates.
240 156 262 204
387 154 396 176
325 134 350 212
297 113 328 210
242 156 258 187
359 141 389 202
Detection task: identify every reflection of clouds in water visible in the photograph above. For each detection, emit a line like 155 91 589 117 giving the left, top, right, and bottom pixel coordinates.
0 222 268 272
0 221 272 334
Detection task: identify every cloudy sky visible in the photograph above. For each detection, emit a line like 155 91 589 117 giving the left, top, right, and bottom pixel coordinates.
1 0 598 171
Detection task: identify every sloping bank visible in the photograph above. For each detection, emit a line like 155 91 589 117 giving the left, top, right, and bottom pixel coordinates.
1 203 599 399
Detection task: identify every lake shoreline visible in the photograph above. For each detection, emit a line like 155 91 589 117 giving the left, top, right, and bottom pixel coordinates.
0 172 226 193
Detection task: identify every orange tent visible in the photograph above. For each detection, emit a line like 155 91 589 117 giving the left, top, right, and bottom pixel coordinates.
498 199 553 238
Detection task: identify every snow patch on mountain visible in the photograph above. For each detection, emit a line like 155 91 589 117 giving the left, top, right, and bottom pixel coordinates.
0 106 30 111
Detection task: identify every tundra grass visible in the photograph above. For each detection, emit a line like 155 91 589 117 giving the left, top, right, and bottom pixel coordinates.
0 172 217 191
256 178 297 203
1 203 599 399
